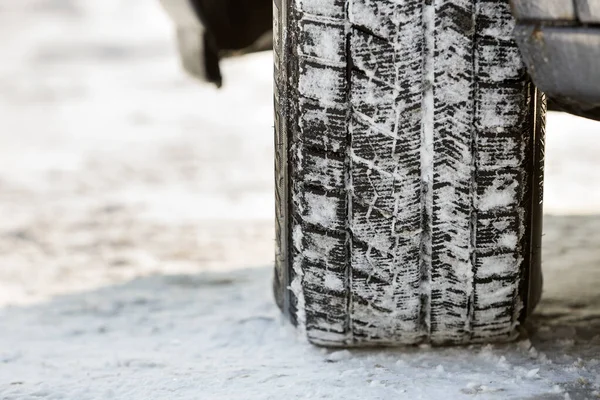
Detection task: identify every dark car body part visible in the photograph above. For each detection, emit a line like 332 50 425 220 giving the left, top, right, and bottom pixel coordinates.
160 0 272 87
191 0 273 86
189 0 272 52
511 0 600 121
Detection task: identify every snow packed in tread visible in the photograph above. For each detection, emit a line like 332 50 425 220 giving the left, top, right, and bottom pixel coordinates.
276 0 540 346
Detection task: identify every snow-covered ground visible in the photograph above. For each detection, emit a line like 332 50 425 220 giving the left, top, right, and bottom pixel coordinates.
1 0 600 399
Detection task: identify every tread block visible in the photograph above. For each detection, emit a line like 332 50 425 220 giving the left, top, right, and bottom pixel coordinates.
350 29 396 83
296 0 346 19
476 36 524 83
476 85 529 130
476 214 520 253
350 112 422 174
348 0 399 38
351 201 421 255
299 60 347 105
476 169 524 212
476 132 526 169
300 151 345 190
304 285 349 336
351 72 401 134
351 160 421 217
298 18 346 63
303 265 347 294
475 253 520 280
299 98 347 153
474 279 517 311
302 230 347 269
299 189 346 232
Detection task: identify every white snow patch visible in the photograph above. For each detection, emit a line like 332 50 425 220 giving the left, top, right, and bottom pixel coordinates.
498 232 518 250
299 65 340 105
303 192 338 228
476 254 517 279
478 179 518 211
526 368 540 378
327 350 352 362
324 273 344 292
300 23 344 63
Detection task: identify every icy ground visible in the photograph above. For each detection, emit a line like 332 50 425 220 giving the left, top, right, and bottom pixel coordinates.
1 1 600 399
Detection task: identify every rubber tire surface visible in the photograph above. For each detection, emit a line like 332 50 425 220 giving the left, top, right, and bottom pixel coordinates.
274 0 545 346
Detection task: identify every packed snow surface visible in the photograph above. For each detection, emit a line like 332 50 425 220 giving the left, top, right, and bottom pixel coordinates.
1 0 600 399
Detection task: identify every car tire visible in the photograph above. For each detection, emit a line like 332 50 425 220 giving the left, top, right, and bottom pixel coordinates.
274 0 545 346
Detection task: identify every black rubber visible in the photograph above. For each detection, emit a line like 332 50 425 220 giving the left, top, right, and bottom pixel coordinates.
160 0 273 87
189 0 273 51
274 0 545 346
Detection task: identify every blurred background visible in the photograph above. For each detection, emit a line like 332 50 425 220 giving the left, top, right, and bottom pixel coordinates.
0 0 275 305
1 0 600 397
